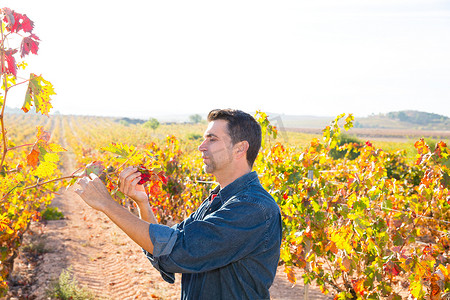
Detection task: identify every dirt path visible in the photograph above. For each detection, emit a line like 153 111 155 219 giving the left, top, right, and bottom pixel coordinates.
6 140 332 299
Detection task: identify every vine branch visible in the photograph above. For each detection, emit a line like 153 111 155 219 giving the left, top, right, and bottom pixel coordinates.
1 22 10 168
1 174 79 201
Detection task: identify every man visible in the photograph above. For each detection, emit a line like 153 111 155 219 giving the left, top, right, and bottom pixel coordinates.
75 109 282 299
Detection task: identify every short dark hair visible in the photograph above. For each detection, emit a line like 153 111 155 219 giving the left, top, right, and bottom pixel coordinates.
207 109 261 167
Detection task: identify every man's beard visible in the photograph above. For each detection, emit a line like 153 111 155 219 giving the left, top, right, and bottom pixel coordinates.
203 160 216 174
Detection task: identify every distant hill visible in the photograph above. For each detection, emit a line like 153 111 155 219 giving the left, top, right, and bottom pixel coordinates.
267 110 450 131
4 106 25 115
354 110 450 130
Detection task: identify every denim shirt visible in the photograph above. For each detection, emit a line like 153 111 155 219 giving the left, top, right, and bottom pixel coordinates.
142 171 282 300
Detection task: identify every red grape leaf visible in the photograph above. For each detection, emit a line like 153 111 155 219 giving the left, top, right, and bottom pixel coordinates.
20 34 40 58
2 8 15 28
2 8 34 33
2 49 17 76
137 165 152 185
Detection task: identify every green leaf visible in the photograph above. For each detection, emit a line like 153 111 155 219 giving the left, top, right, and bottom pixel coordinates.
84 161 105 176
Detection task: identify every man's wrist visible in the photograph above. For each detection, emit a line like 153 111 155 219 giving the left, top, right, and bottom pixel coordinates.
135 200 157 224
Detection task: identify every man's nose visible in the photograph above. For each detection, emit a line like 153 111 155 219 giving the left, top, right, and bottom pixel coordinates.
198 140 207 152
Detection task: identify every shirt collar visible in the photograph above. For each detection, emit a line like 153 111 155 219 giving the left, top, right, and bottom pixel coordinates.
214 171 258 203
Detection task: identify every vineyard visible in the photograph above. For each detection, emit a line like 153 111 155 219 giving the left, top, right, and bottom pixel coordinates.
1 110 449 299
2 6 450 300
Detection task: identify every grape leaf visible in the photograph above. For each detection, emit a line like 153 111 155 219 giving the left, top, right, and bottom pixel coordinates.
26 149 40 168
2 49 17 77
32 161 57 178
44 152 59 163
0 214 13 235
137 165 152 185
26 127 56 168
23 73 56 116
2 8 34 33
48 143 67 153
83 161 105 177
344 114 354 131
414 138 430 155
36 126 51 142
284 266 297 284
20 34 40 58
157 171 168 185
101 143 130 157
2 8 15 28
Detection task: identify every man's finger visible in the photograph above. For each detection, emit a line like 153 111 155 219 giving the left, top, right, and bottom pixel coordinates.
124 176 142 195
74 188 83 195
89 173 99 181
119 166 138 181
77 177 88 187
119 169 140 190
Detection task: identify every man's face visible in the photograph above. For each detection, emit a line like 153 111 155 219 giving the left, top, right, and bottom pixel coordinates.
198 120 234 175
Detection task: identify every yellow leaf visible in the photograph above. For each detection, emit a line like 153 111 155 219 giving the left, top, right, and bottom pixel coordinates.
48 143 67 152
23 74 56 116
44 152 59 163
32 161 56 178
280 245 291 263
0 214 14 235
409 280 425 298
284 266 297 284
328 226 354 254
437 264 450 280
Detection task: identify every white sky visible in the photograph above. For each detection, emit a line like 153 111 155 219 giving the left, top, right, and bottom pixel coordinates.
3 0 450 119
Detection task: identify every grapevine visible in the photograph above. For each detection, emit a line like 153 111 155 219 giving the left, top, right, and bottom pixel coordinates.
67 111 450 298
0 7 68 296
254 112 450 299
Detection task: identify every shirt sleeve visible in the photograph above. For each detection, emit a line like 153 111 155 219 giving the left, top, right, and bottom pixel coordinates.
142 213 195 283
142 248 176 283
153 197 275 274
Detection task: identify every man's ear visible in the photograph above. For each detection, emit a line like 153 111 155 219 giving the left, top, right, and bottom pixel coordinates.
234 141 249 159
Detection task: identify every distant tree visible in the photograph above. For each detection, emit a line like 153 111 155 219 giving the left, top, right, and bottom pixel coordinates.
189 114 202 124
119 119 129 126
397 111 408 122
144 118 160 130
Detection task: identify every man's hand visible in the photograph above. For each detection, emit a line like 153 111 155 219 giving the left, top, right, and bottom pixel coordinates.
119 166 148 205
75 172 155 254
75 173 114 212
